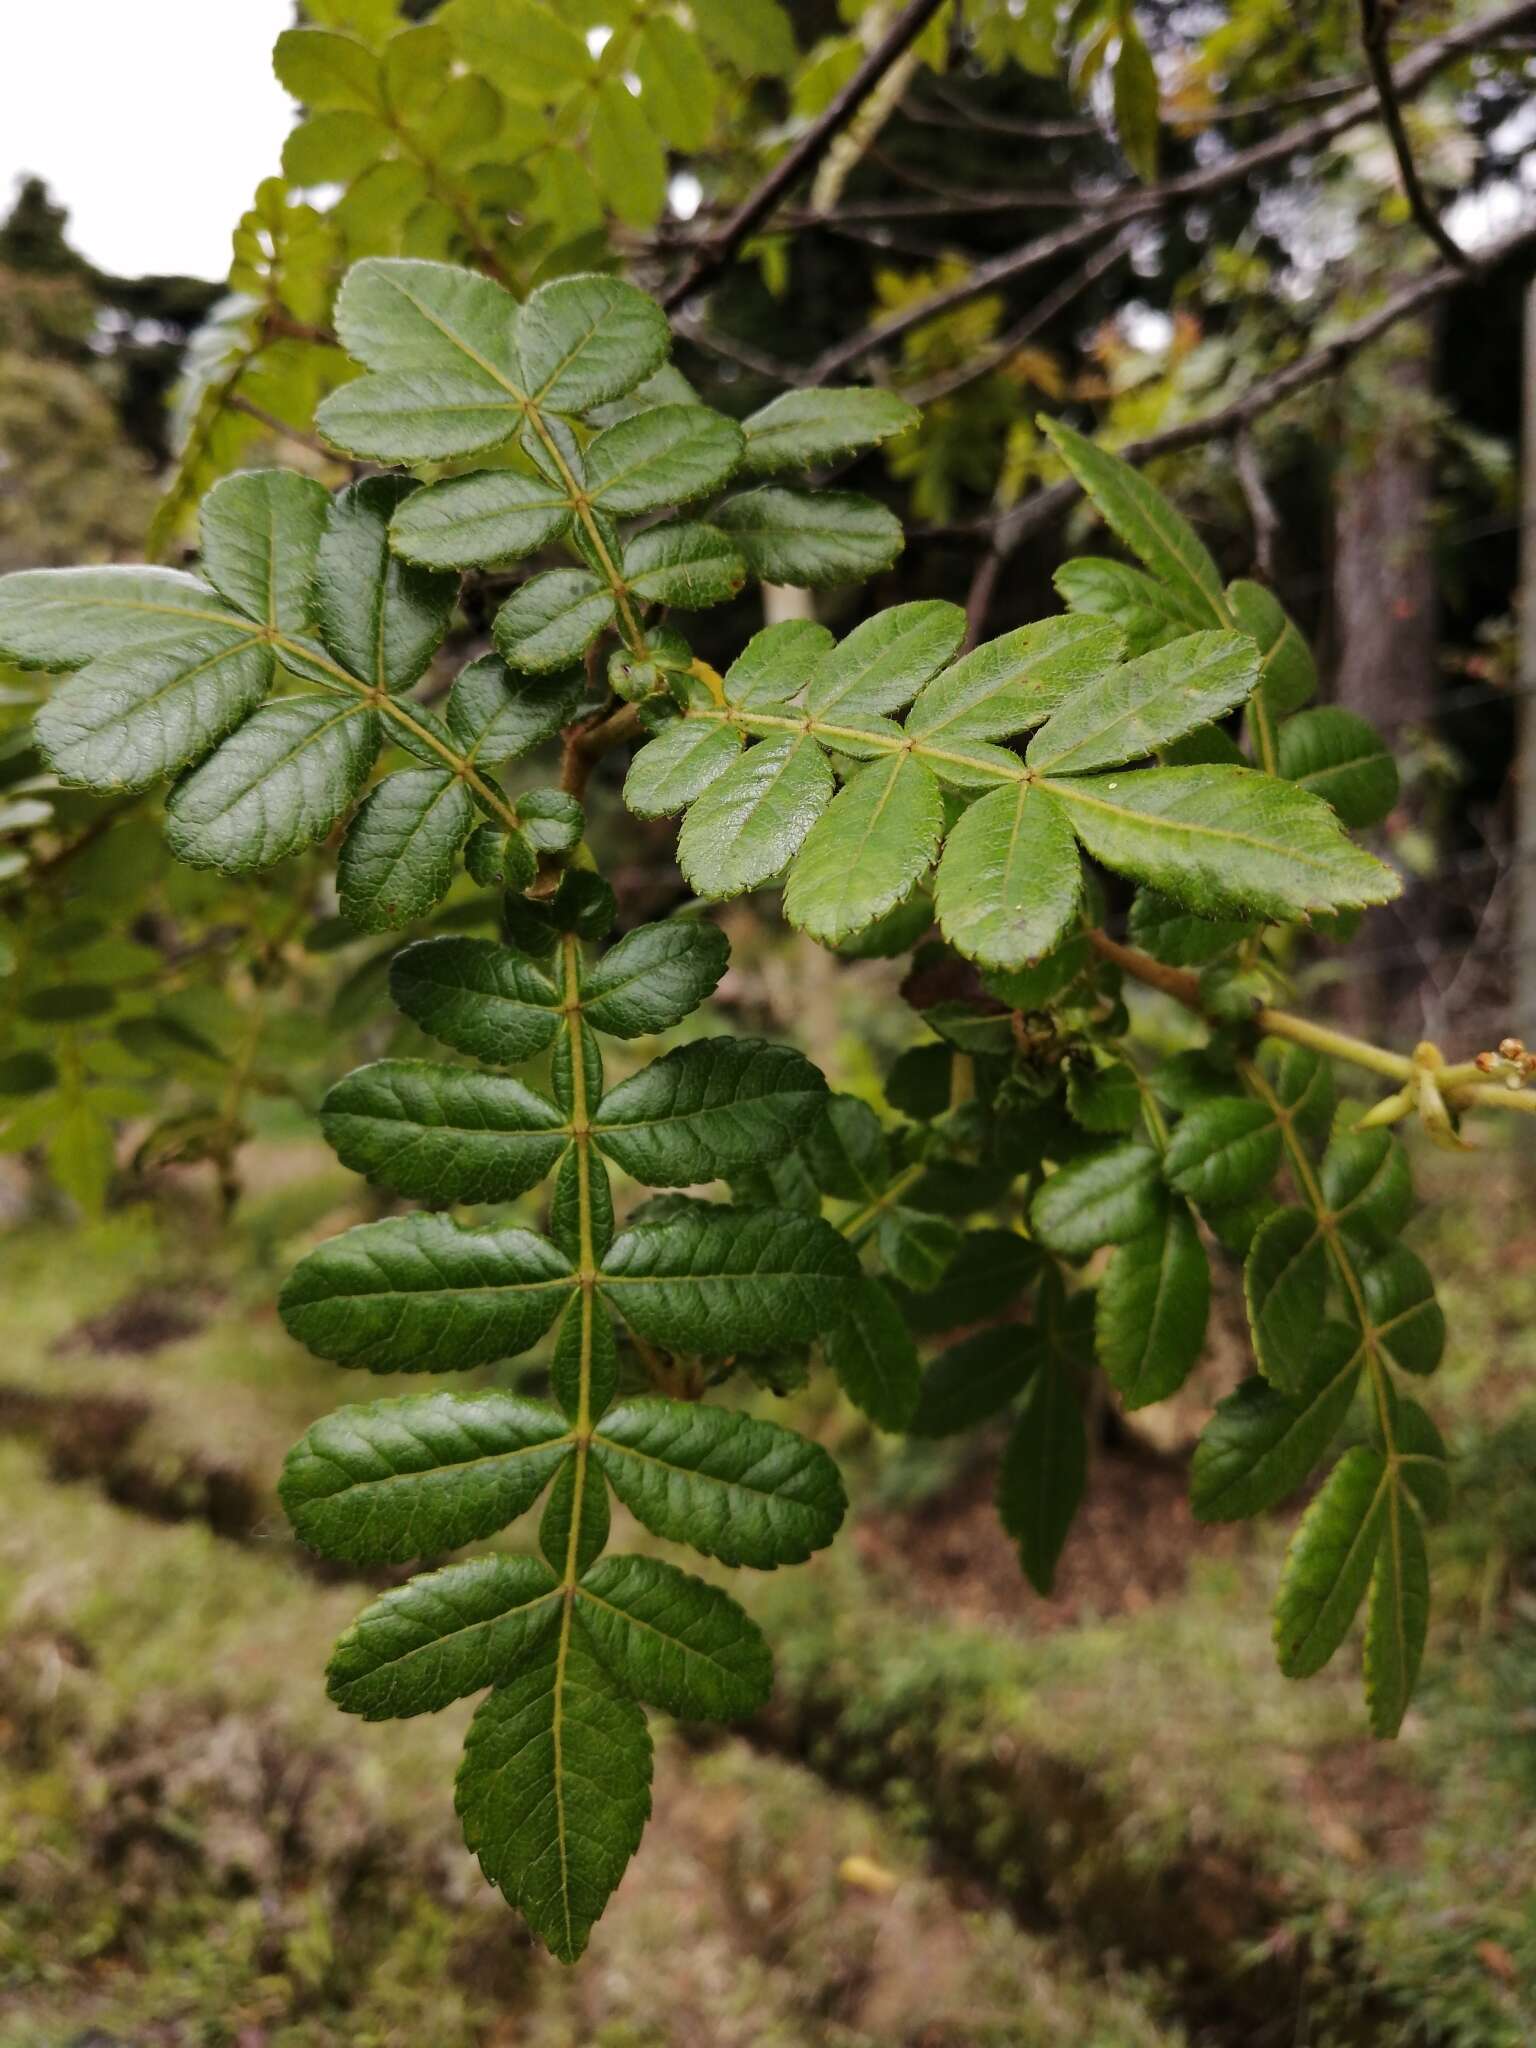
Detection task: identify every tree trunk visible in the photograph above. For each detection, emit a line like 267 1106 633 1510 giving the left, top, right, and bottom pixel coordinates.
1330 319 1438 1037
1514 278 1536 1050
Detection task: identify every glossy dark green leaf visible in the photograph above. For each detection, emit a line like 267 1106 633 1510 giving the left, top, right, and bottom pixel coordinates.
1274 1446 1387 1677
998 1347 1086 1596
599 1200 857 1354
1244 1204 1328 1392
280 1213 574 1371
592 1396 846 1567
337 769 476 931
200 468 329 632
1364 1480 1429 1737
1278 708 1397 828
801 1093 888 1203
821 1277 920 1430
280 1389 571 1562
1320 1128 1413 1249
876 1206 961 1292
326 1555 562 1718
1354 1243 1444 1375
593 1037 827 1186
0 565 244 668
624 717 742 818
1190 1324 1363 1522
389 470 572 569
389 936 561 1063
445 653 583 766
910 1323 1039 1437
515 270 670 413
623 523 745 609
1096 1199 1209 1409
495 570 615 674
579 920 728 1037
1163 1097 1281 1207
1031 1141 1162 1257
320 1058 568 1202
456 1619 652 1964
1054 556 1200 656
576 1555 772 1717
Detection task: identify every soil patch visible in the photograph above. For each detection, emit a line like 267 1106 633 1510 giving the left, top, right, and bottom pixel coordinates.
52 1286 212 1358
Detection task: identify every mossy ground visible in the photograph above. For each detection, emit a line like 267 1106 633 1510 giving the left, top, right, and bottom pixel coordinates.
0 1132 1533 2045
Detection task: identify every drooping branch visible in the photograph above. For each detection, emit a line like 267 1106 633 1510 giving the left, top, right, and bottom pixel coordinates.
660 0 949 313
1359 0 1472 270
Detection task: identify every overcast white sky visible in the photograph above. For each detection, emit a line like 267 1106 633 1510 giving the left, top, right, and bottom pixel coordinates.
0 0 295 279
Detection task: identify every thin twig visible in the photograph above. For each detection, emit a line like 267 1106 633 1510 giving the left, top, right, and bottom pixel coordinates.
1233 426 1281 581
808 0 1536 382
1360 0 1472 269
900 222 1140 408
228 393 340 464
660 0 949 312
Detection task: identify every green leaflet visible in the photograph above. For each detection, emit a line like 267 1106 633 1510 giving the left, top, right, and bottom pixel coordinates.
998 1332 1087 1596
1032 1142 1162 1257
1041 416 1225 623
821 1276 921 1430
577 920 727 1037
623 522 746 608
327 1555 563 1718
876 1206 961 1291
165 695 380 872
905 616 1123 743
1127 888 1251 966
494 569 616 673
320 1059 569 1202
1096 1198 1209 1409
1163 1097 1282 1207
389 470 572 568
0 565 242 667
933 780 1082 970
1320 1128 1414 1248
321 477 479 694
201 468 329 632
280 1390 572 1562
1274 1446 1389 1678
280 1212 574 1371
738 387 918 475
593 1038 826 1186
337 770 477 930
1244 1205 1328 1392
723 619 833 707
1025 630 1258 774
389 936 562 1062
624 718 742 817
1226 579 1316 716
36 631 273 794
1353 1243 1445 1375
592 1397 846 1567
515 271 670 413
677 733 834 898
802 1093 889 1203
1052 765 1400 922
714 487 903 588
456 1621 653 1963
1364 1479 1430 1738
445 654 583 766
584 402 744 511
1191 1324 1362 1522
598 1200 857 1354
910 1324 1040 1438
1276 707 1399 828
1055 556 1200 656
574 1555 773 1718
784 752 944 945
805 601 964 719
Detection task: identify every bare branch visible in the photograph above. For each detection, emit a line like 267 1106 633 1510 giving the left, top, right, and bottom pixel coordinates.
1360 0 1472 269
981 210 1536 565
660 0 949 313
807 0 1536 383
899 223 1140 408
1233 427 1281 581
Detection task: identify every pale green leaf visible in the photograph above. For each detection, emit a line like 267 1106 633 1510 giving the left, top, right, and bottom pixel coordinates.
714 488 902 588
739 388 918 476
677 735 834 898
934 780 1082 970
785 752 943 944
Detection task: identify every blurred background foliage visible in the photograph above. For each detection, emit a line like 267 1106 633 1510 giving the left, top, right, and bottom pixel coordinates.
3 0 1536 2039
